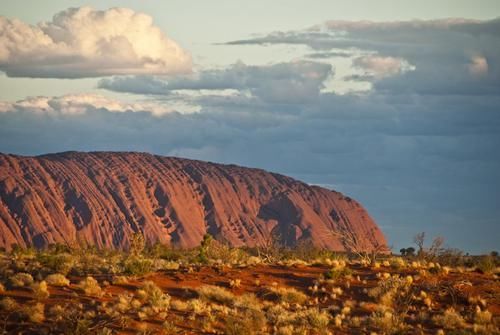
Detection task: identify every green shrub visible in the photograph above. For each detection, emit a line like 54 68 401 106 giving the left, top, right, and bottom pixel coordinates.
123 257 153 276
324 266 352 280
37 252 74 274
10 272 34 287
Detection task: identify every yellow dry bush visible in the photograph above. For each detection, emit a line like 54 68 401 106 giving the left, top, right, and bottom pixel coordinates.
78 276 103 297
10 272 34 287
197 285 235 305
170 299 189 311
432 308 465 329
22 303 45 323
136 281 170 317
31 281 50 300
229 278 242 288
268 286 308 305
0 297 18 312
45 273 70 287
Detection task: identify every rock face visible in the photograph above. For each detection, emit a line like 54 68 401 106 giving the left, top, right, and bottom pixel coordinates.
0 151 387 251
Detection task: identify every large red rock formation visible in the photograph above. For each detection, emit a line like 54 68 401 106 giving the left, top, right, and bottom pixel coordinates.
0 151 387 251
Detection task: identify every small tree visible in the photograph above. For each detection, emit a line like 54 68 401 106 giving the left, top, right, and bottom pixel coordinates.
257 230 283 263
405 247 415 257
198 234 213 264
428 236 445 259
328 227 389 264
413 232 445 261
129 232 146 257
400 247 416 257
413 232 425 257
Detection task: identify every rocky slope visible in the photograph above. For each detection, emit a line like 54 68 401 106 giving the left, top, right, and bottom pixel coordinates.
0 152 387 251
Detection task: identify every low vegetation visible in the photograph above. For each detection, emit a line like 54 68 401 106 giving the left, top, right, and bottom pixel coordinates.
0 233 498 334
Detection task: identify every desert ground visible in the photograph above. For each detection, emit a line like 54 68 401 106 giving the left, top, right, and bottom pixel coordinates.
0 235 498 335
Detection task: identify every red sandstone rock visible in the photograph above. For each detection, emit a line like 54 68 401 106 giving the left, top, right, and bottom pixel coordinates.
0 151 387 251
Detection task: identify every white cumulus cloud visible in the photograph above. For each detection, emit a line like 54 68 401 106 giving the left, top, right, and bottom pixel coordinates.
0 94 178 116
0 7 192 78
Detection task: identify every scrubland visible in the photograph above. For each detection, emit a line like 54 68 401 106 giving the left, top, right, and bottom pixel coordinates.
0 234 498 334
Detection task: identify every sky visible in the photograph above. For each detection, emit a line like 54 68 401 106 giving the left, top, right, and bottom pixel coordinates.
0 1 499 253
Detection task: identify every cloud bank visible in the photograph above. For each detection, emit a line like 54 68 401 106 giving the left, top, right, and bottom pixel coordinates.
0 7 192 78
98 61 333 104
226 18 500 95
0 94 176 116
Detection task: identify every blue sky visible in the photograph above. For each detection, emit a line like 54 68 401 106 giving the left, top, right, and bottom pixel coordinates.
0 1 499 253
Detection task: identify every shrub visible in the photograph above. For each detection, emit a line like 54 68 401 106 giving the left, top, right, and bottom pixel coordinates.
267 286 308 305
136 281 170 316
21 303 45 323
224 308 266 335
474 308 492 325
78 276 103 297
304 308 331 330
324 266 352 280
123 257 153 276
112 275 129 285
0 297 18 312
472 307 498 335
37 252 74 274
188 299 207 314
369 311 407 334
266 304 298 327
390 257 406 269
160 260 180 271
276 325 295 335
198 234 250 265
170 299 189 311
31 280 50 300
234 293 262 311
476 255 496 274
436 248 465 267
229 278 242 288
433 308 466 329
197 285 235 305
129 232 146 256
48 304 66 321
10 272 34 287
368 276 415 315
111 293 135 314
162 320 180 334
45 273 70 287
